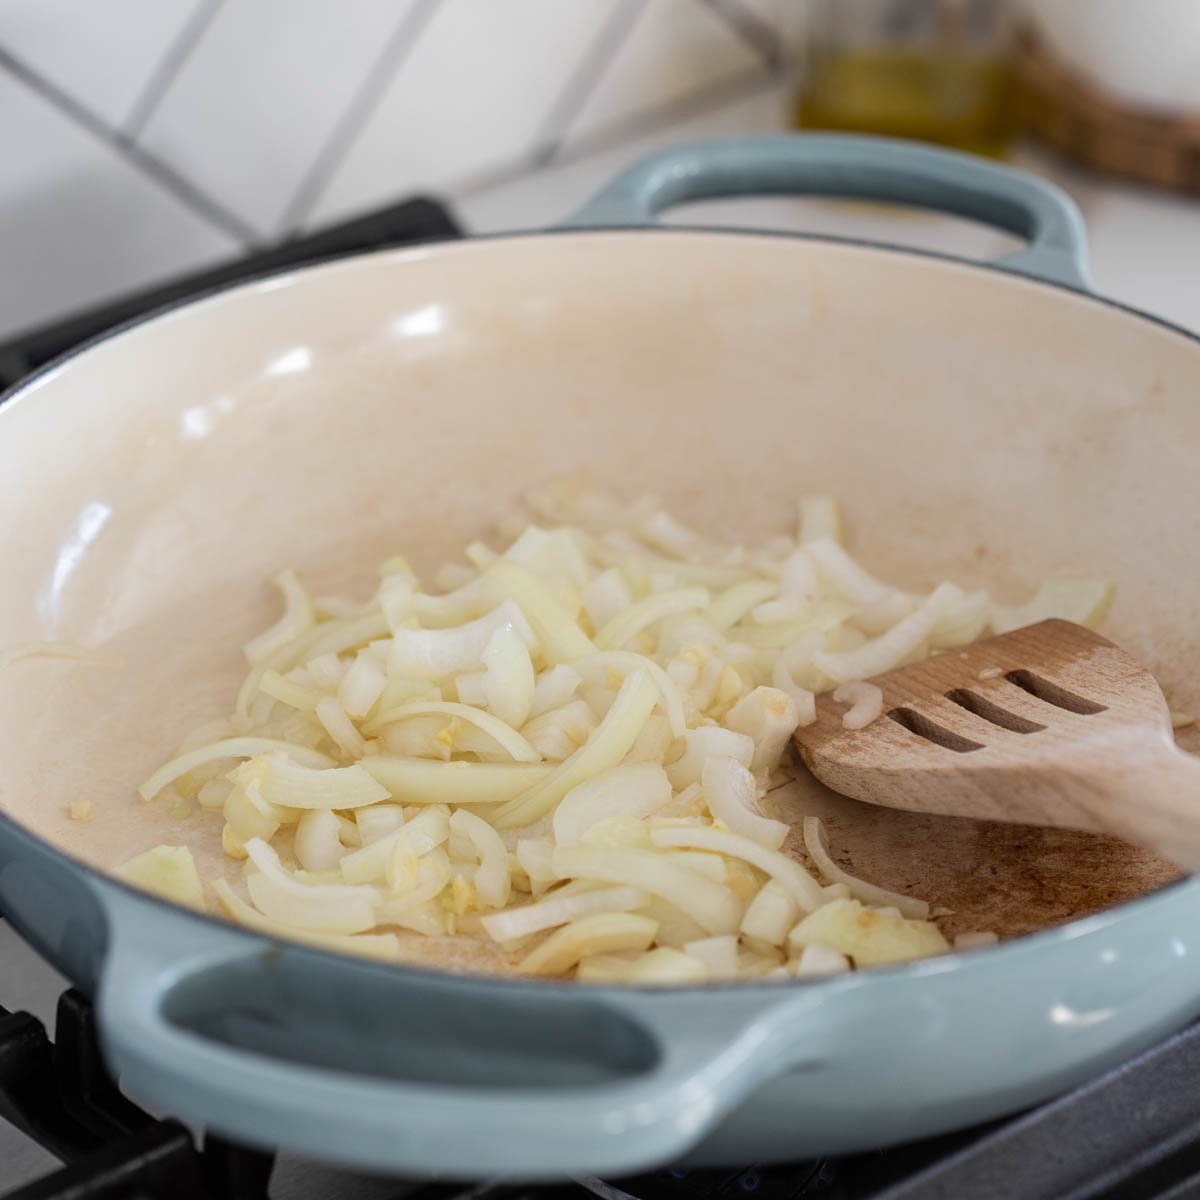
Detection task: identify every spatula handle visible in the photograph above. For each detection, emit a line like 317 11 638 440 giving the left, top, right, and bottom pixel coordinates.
1076 740 1200 873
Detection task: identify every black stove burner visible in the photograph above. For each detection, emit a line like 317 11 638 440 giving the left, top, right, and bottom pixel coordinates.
4 194 1200 1199
0 195 460 392
0 989 272 1200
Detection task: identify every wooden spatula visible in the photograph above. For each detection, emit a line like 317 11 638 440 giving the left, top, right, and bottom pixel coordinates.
792 618 1200 872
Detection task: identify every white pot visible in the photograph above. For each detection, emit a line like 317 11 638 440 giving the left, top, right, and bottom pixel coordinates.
1017 0 1200 114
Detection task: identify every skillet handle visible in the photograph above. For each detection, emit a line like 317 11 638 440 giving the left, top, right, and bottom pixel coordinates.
94 888 826 1179
562 133 1092 292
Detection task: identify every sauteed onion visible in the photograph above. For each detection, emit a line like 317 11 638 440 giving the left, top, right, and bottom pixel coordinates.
128 479 1112 980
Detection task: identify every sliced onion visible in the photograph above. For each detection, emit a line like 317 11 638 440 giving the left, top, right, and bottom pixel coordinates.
481 884 647 943
624 714 675 764
724 686 801 772
294 810 345 871
520 699 597 761
813 582 963 683
259 669 321 712
315 696 366 758
486 561 596 663
683 934 739 979
481 625 535 729
637 509 705 558
551 844 743 935
366 700 539 763
779 547 818 600
340 807 449 885
515 837 556 895
595 588 710 651
583 568 634 630
228 754 387 810
802 817 929 918
791 943 851 978
449 809 511 909
504 526 591 587
139 739 335 802
355 803 405 844
528 664 583 717
454 670 487 707
650 826 823 912
114 845 205 909
930 589 990 650
387 845 452 903
701 756 788 849
832 681 884 731
495 669 659 828
517 912 658 975
376 897 446 936
243 838 378 933
708 579 779 632
338 653 387 719
615 947 709 984
553 763 672 846
806 538 890 605
361 757 552 804
411 574 491 627
570 651 687 737
388 600 535 679
665 726 754 790
244 570 316 665
224 783 283 843
739 879 799 946
213 879 397 960
852 593 918 636
295 612 391 667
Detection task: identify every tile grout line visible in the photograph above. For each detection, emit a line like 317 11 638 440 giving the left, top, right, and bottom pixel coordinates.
699 0 785 71
452 69 781 205
525 0 648 169
273 0 442 239
121 0 226 140
0 41 258 246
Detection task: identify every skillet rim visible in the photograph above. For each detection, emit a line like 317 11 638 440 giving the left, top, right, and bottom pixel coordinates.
1 224 1196 997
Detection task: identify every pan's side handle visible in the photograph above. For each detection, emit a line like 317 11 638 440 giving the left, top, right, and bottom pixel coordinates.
94 887 831 1178
561 133 1092 292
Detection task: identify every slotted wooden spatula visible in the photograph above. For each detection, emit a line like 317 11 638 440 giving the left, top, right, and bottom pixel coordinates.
792 618 1200 872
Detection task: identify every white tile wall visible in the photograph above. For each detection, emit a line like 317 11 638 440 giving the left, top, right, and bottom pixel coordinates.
0 0 780 337
308 0 629 228
137 0 419 236
0 0 202 127
561 0 769 146
0 69 236 338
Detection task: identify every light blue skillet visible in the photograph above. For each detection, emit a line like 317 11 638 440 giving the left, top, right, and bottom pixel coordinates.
1 134 1197 1181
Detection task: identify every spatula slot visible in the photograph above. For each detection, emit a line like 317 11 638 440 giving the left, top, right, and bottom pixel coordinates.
887 707 984 753
945 689 1046 733
1004 670 1107 715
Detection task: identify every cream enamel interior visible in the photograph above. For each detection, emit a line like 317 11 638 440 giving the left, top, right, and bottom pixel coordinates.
0 231 1195 973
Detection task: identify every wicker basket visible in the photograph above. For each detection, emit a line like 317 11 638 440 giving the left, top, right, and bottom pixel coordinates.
1015 28 1200 194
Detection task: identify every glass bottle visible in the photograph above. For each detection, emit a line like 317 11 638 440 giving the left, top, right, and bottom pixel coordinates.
791 0 1016 157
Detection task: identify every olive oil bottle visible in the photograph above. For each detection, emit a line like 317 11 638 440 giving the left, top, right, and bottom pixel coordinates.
791 0 1015 158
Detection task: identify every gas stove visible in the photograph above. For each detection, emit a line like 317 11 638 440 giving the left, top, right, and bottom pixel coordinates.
3 197 1200 1200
